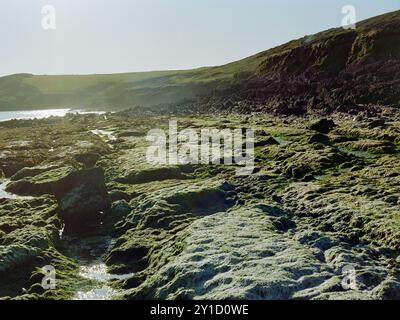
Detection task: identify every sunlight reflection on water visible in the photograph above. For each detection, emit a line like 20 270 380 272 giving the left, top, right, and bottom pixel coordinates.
0 109 70 122
0 109 107 122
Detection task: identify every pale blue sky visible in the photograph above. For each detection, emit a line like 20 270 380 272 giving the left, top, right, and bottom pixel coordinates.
1 0 399 76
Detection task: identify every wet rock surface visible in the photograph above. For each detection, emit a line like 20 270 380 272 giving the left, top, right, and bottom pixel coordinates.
0 111 399 300
52 168 111 235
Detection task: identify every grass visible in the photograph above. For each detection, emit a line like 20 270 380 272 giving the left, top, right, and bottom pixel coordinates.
0 10 398 111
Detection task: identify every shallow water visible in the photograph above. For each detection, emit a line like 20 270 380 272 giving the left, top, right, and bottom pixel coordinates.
0 109 70 122
69 237 133 300
0 109 107 122
74 286 117 300
74 262 134 300
79 263 134 282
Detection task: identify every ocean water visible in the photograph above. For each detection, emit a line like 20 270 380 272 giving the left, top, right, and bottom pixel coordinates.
0 109 107 122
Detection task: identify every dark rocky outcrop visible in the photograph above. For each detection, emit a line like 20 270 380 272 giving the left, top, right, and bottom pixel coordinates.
309 133 331 145
73 152 100 168
368 118 386 128
309 119 336 134
255 136 280 147
154 11 400 117
6 166 110 234
51 168 110 234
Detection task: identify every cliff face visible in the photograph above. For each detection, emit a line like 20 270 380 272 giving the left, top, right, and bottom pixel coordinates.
193 10 400 116
259 14 400 75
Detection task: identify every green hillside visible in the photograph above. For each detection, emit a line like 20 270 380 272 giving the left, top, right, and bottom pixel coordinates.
0 10 398 111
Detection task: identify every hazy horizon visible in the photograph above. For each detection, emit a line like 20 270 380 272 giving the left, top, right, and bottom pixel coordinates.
1 0 399 77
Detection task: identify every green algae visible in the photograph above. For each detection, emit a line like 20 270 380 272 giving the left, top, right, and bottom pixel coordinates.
1 113 400 300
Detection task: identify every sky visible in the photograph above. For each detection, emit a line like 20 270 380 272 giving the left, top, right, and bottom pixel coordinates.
0 0 399 76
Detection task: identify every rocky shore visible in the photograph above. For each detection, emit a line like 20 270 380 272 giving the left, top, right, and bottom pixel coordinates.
0 110 399 300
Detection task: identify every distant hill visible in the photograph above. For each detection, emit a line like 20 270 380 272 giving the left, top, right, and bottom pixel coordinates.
1 10 399 114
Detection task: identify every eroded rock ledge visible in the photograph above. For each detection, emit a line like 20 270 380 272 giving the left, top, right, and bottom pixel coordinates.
0 112 399 300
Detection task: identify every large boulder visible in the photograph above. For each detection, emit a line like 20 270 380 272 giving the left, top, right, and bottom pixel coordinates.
309 118 336 134
51 168 111 234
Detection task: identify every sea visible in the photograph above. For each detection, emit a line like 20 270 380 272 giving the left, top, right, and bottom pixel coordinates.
0 108 106 122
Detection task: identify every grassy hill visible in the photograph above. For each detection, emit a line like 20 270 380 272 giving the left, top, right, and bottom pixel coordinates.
0 10 399 111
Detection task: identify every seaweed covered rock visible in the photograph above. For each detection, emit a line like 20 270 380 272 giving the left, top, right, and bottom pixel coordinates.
10 164 64 181
254 136 280 147
368 118 386 129
73 152 100 168
309 119 336 134
116 167 188 184
122 208 329 300
0 197 62 298
5 166 76 196
372 278 400 300
105 179 235 274
0 244 43 274
51 168 111 234
308 133 331 145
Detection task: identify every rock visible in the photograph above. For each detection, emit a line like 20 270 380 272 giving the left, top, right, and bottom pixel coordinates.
384 195 398 204
73 152 100 168
0 245 41 274
6 166 75 196
106 244 149 273
309 134 330 145
51 167 111 234
1 161 35 178
122 208 329 300
265 137 280 145
292 167 307 179
111 200 132 218
6 179 51 196
276 103 307 116
117 167 187 184
165 183 235 216
254 137 280 147
272 194 283 204
117 130 143 138
368 118 385 128
309 119 336 134
0 196 61 298
3 106 400 300
10 164 63 181
372 278 400 300
302 174 315 182
109 189 130 202
255 129 268 137
272 216 296 231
